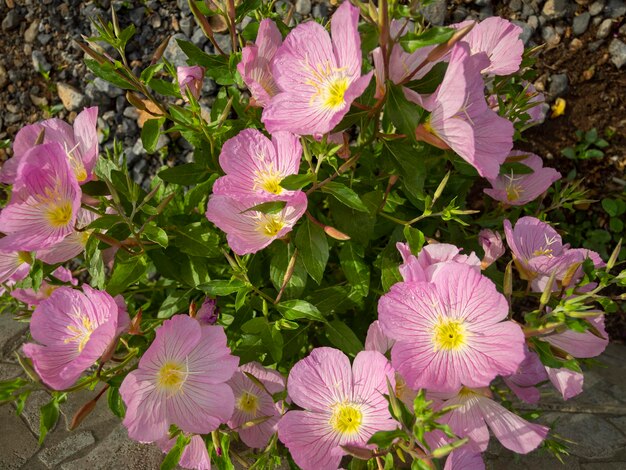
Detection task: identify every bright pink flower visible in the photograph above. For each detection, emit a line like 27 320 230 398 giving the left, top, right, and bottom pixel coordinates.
365 320 395 355
120 315 238 443
484 151 560 205
453 17 524 76
2 107 98 184
157 434 210 470
205 192 307 255
396 241 480 283
444 447 485 470
0 143 81 252
11 266 78 307
478 229 505 269
418 44 513 179
545 367 583 400
237 19 282 107
227 361 285 449
22 285 125 390
196 298 218 325
212 129 302 203
379 262 525 392
434 387 549 454
37 208 97 264
262 1 373 135
177 65 205 100
0 250 31 284
503 347 547 404
277 348 397 470
531 248 605 292
544 315 608 359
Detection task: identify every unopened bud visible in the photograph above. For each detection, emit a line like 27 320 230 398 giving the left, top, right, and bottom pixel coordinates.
177 65 205 101
196 298 219 325
151 35 171 65
129 308 143 335
70 399 97 430
324 225 351 241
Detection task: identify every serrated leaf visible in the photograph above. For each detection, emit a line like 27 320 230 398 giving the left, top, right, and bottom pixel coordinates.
295 218 329 284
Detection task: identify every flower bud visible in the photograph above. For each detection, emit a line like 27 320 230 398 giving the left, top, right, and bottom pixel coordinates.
177 65 205 101
196 298 219 325
478 229 505 269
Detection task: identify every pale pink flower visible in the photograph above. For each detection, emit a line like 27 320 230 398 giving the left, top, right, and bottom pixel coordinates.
22 285 126 390
0 143 81 252
484 151 560 205
444 447 485 470
37 208 97 264
378 262 525 392
478 229 505 269
277 348 397 470
503 347 547 404
120 315 238 443
396 241 480 283
531 248 605 293
0 250 31 284
545 367 583 400
262 1 373 135
237 19 282 107
417 44 513 179
205 192 307 255
2 107 98 184
453 17 524 76
156 434 210 470
177 65 205 101
544 315 608 359
365 320 395 355
227 361 285 449
196 298 218 325
11 266 78 307
212 129 302 203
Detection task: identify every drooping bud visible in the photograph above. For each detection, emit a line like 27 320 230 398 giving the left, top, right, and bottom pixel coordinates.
177 65 205 101
196 298 219 325
478 229 505 269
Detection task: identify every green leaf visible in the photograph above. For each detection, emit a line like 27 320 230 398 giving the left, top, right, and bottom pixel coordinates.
39 398 60 444
367 429 408 448
243 200 286 214
295 218 329 284
403 226 425 254
81 180 110 196
321 181 368 212
276 300 326 322
107 253 148 296
241 317 283 362
141 118 165 153
142 223 168 248
140 63 164 83
404 62 448 95
161 434 190 470
172 223 221 258
85 59 138 91
499 162 534 175
269 242 307 300
325 320 363 356
86 214 123 230
602 199 618 217
148 78 179 97
85 234 105 289
339 242 370 297
400 27 455 53
198 279 247 296
175 39 235 85
280 173 315 190
158 163 210 185
158 290 192 318
107 386 125 418
387 83 422 139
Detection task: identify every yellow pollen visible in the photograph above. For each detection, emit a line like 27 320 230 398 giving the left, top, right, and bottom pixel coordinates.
43 284 58 298
323 77 349 109
532 248 553 257
257 214 285 237
46 201 73 228
303 58 350 111
157 361 187 392
423 118 436 135
237 391 260 415
64 315 95 352
433 319 466 351
506 183 524 201
255 168 283 195
330 403 363 435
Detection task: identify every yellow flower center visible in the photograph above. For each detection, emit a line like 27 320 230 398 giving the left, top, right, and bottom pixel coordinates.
46 201 73 228
257 213 285 237
304 59 350 111
65 142 88 182
323 76 350 110
237 391 260 416
506 183 523 202
157 361 187 392
255 168 283 195
64 315 95 352
433 318 466 351
330 403 363 436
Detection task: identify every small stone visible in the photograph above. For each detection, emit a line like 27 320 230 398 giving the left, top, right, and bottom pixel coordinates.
30 94 48 106
573 11 591 35
421 0 447 25
588 39 604 51
549 73 569 97
24 20 39 43
570 37 584 50
475 0 491 6
94 77 124 98
214 33 232 55
527 15 539 30
479 5 493 20
149 13 162 29
521 2 535 18
607 0 626 17
191 28 207 47
123 106 140 120
128 7 145 26
32 50 51 72
39 431 95 468
295 0 311 15
180 16 193 37
0 64 7 89
57 82 86 111
154 133 170 152
513 20 534 45
312 3 329 19
596 18 613 39
510 0 523 12
542 25 561 46
609 39 626 68
542 0 571 19
589 0 604 15
163 33 191 67
452 6 469 22
1 8 21 31
38 33 52 45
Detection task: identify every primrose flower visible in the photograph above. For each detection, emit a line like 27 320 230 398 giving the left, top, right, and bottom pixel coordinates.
262 1 373 135
396 241 480 283
205 193 307 255
157 435 210 470
544 315 608 359
416 43 513 179
444 447 485 470
0 250 31 284
1 107 98 184
227 361 285 449
277 348 397 470
484 151 561 205
545 367 583 400
120 314 238 443
365 320 395 355
212 129 303 203
0 143 81 252
11 266 78 307
238 19 282 107
177 65 205 100
503 347 547 404
478 229 505 269
22 285 127 390
36 208 97 264
453 17 524 76
379 262 525 392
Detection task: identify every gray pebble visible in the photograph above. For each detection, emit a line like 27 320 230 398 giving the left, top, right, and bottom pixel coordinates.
513 20 534 45
609 39 626 68
164 33 191 68
541 25 560 45
589 0 605 16
295 0 312 16
596 18 613 39
94 77 124 98
573 12 591 36
191 28 207 48
312 3 329 19
549 73 568 98
128 7 146 27
542 0 571 20
37 33 52 45
5 113 22 125
214 34 232 55
452 6 469 22
509 0 522 12
521 2 535 19
527 15 539 30
180 16 194 37
421 0 447 25
123 106 140 120
24 20 39 43
588 39 604 51
2 9 21 31
32 50 51 72
479 5 494 20
607 0 626 18
0 64 7 90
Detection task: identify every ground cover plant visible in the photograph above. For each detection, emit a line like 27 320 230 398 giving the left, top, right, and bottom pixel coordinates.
0 1 624 469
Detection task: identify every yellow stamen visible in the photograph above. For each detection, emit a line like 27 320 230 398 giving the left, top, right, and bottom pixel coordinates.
433 318 466 351
46 201 73 228
157 361 187 393
256 213 285 237
330 402 363 435
64 315 95 352
237 391 260 415
254 168 283 195
303 58 350 111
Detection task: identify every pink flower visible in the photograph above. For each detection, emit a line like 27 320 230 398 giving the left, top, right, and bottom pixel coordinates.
503 347 547 404
227 361 285 448
453 17 524 76
433 387 549 454
0 250 31 284
365 320 395 355
205 192 307 255
237 19 282 107
531 248 605 292
262 1 373 135
177 65 205 100
212 129 303 203
478 229 505 269
0 143 81 252
22 285 126 390
36 208 97 264
196 298 218 325
11 266 78 307
444 447 485 470
544 315 608 359
484 151 560 205
378 262 525 392
2 107 98 184
545 367 583 400
157 434 210 470
417 43 513 179
277 348 397 470
396 241 480 283
120 315 238 443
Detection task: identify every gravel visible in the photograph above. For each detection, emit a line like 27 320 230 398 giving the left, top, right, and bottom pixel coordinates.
596 18 614 39
573 12 591 36
609 39 626 69
549 73 569 98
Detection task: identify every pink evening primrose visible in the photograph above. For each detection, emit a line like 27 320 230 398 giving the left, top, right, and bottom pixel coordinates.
195 298 219 325
11 266 78 308
156 434 211 470
484 151 561 206
120 314 238 443
0 142 81 252
396 241 480 283
227 361 286 449
277 348 397 470
416 43 514 180
262 1 373 135
212 129 303 203
544 315 608 359
0 250 31 285
453 17 524 76
478 229 505 269
177 65 205 101
238 19 282 107
22 285 128 390
36 208 97 264
545 367 584 400
503 347 548 404
444 447 485 470
378 262 525 392
205 192 307 256
1 107 98 185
